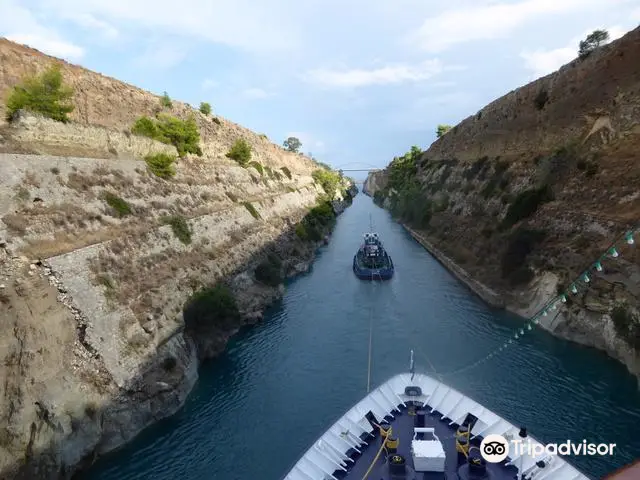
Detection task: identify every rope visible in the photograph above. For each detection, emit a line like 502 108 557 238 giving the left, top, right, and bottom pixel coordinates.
361 426 392 480
366 304 373 393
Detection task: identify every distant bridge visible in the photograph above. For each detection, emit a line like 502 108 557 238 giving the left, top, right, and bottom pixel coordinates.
338 168 383 172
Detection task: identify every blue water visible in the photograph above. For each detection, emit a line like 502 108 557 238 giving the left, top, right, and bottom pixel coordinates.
83 193 640 480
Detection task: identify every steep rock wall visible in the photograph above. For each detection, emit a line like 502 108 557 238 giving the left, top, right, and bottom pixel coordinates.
0 39 356 478
367 27 640 379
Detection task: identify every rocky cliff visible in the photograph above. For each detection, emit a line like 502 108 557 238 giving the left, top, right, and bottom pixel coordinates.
0 39 356 478
366 27 640 379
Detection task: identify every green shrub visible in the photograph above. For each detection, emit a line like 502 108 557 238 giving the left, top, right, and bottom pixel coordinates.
249 161 264 176
255 254 283 287
281 166 292 179
534 90 549 110
145 153 177 179
160 91 172 108
6 64 74 122
162 215 192 244
103 192 131 217
611 305 640 349
311 168 341 199
501 228 547 283
132 114 201 157
295 223 308 240
132 116 159 138
199 102 211 115
226 139 252 166
183 284 240 333
502 185 553 228
243 201 260 219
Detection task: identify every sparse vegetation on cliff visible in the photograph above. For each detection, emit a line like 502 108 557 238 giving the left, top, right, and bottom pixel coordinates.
199 102 211 115
312 168 342 200
6 64 74 122
378 146 434 227
281 166 292 180
500 228 547 285
160 91 172 108
611 305 640 349
436 125 452 138
145 153 177 179
132 114 202 156
162 215 192 244
249 161 264 176
501 185 553 229
534 90 549 110
103 192 132 217
183 284 241 333
226 139 252 166
243 201 261 220
255 253 283 286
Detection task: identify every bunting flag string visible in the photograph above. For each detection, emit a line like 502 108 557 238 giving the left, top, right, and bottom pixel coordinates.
437 225 639 378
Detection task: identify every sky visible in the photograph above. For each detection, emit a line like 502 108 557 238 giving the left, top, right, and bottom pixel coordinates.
1 0 639 179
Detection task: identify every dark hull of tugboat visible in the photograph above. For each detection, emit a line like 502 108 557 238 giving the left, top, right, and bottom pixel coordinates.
352 255 394 280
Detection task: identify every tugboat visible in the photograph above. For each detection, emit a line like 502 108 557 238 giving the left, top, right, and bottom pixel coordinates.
353 231 394 280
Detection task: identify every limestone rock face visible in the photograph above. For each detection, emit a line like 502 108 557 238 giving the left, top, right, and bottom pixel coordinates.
0 39 356 479
366 27 640 379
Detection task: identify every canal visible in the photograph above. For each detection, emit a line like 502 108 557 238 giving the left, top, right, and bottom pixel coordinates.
83 192 640 480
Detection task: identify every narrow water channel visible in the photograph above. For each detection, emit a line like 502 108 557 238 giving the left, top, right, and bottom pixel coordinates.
83 192 640 480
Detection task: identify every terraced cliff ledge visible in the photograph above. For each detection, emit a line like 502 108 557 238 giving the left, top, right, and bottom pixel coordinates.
365 27 640 381
0 38 356 479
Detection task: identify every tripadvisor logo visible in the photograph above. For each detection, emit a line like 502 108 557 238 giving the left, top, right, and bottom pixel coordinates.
480 434 616 463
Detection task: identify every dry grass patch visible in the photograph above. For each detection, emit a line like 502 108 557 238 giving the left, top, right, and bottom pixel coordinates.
23 171 41 188
2 214 28 234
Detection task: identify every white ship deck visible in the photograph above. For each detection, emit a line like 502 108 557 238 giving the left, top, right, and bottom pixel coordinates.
283 373 590 480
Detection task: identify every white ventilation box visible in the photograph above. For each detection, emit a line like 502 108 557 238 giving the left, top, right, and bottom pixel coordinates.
411 427 446 472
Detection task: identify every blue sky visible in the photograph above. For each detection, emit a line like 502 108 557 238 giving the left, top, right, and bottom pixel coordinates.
1 0 639 178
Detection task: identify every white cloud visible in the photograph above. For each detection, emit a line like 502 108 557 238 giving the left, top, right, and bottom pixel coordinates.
62 12 119 39
303 60 446 88
41 0 301 54
135 43 188 69
407 0 617 53
520 47 576 79
0 0 84 60
242 88 273 99
5 34 84 60
520 25 631 78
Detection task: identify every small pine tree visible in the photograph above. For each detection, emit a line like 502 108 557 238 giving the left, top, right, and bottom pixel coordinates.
6 64 74 122
436 124 452 138
578 29 610 59
160 91 172 108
